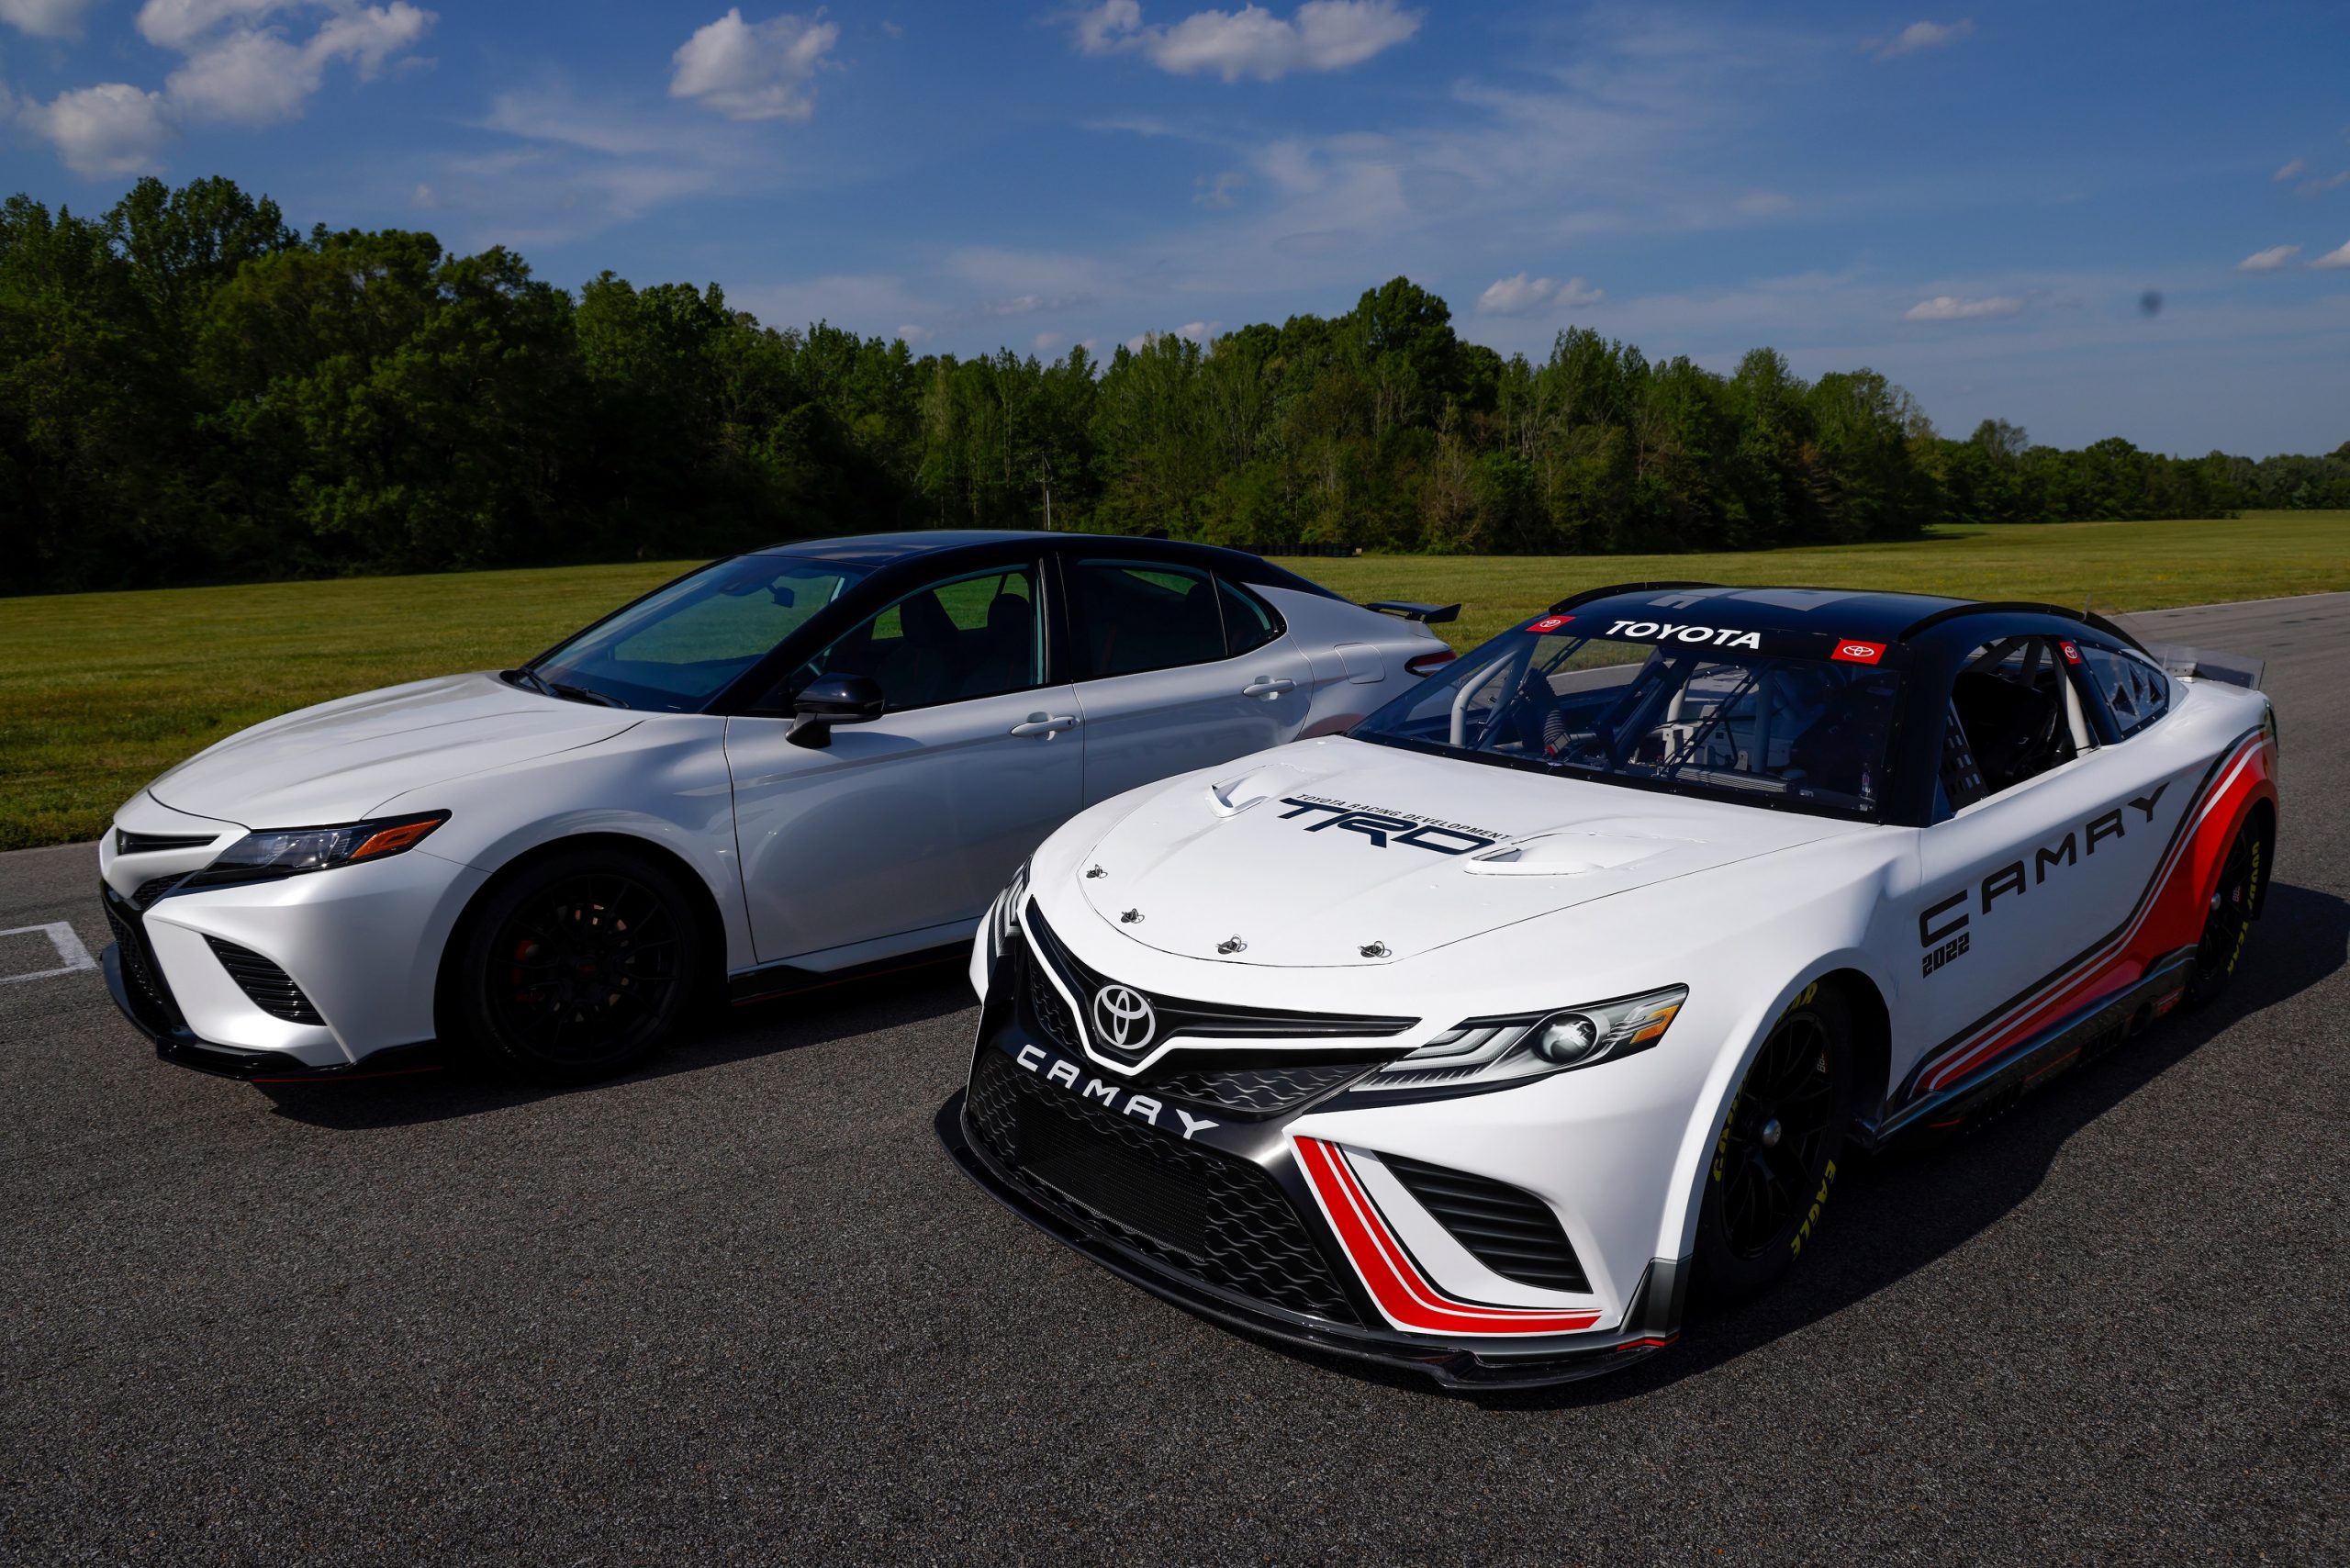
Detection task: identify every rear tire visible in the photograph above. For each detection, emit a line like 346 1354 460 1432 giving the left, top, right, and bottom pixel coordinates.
1695 985 1856 1304
2185 820 2265 1008
449 846 704 1084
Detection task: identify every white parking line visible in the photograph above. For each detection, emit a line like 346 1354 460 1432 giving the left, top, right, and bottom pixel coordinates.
0 922 97 985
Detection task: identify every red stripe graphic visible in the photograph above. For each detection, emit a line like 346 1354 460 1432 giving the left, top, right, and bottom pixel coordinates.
1293 1138 1601 1337
1916 729 2274 1094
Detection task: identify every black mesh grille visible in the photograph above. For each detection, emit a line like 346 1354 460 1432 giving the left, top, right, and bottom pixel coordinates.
102 885 182 1028
131 874 186 910
1022 952 1082 1055
1147 1060 1377 1118
968 1047 1359 1324
1381 1153 1589 1294
205 937 324 1025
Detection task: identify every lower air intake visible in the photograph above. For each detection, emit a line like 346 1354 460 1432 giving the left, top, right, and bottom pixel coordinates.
1380 1152 1590 1294
205 938 325 1025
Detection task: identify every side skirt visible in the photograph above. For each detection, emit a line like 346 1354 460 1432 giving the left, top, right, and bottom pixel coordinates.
726 942 968 1006
1866 947 2199 1150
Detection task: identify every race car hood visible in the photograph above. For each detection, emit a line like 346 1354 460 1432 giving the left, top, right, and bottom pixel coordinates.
1069 737 1863 968
146 672 639 827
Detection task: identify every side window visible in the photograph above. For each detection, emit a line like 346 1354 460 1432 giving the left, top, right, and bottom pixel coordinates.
1072 559 1228 678
788 564 1042 712
1217 577 1281 656
2074 641 2169 739
1939 637 2079 812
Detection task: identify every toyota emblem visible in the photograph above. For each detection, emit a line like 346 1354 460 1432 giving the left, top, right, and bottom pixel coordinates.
1091 985 1157 1053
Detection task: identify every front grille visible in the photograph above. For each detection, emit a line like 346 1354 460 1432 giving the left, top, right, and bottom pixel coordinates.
131 873 186 910
1024 907 1415 1062
1022 951 1082 1055
1381 1153 1589 1294
101 886 183 1028
205 937 324 1025
1147 1060 1378 1119
115 829 217 857
968 1047 1360 1324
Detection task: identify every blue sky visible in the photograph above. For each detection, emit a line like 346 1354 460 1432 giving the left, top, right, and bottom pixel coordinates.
4 1 2346 456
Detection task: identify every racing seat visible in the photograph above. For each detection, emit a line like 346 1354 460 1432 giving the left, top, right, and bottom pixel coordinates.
1951 670 2067 792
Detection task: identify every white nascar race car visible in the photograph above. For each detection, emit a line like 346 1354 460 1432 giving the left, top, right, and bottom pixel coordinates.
946 582 2281 1386
96 532 1453 1083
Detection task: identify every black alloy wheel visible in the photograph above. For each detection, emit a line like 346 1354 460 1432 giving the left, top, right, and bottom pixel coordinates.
451 846 704 1084
2186 821 2265 1007
1696 986 1855 1302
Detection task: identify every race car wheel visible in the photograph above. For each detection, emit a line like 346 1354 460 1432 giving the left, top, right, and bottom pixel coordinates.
451 847 704 1084
2186 821 2264 1008
1695 986 1855 1303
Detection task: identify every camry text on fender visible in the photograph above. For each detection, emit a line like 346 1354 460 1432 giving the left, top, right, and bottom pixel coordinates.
97 532 1457 1083
944 582 2279 1387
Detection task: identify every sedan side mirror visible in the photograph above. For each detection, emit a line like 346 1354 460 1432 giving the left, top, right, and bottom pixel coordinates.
788 675 887 749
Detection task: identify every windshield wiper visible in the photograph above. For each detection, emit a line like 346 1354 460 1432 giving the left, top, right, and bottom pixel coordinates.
503 666 554 696
549 681 624 708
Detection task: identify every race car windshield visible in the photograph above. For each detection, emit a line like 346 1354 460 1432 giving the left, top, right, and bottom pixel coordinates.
1349 623 1903 818
528 555 871 711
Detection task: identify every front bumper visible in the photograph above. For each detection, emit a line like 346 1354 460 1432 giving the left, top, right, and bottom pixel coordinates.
942 935 1687 1388
941 1092 1684 1388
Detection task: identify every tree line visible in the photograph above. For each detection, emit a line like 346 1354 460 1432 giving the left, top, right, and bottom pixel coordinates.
4 176 2344 598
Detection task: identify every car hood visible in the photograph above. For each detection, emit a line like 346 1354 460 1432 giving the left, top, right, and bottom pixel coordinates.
146 672 640 827
1068 738 1864 967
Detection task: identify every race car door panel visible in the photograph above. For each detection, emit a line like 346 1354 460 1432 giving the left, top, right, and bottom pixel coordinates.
1065 557 1315 806
724 562 1084 967
1897 636 2181 1095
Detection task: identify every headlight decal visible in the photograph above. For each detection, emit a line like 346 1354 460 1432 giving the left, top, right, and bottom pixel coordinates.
1357 985 1687 1098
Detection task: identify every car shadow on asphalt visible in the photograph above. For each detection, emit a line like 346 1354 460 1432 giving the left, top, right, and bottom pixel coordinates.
251 955 976 1131
1281 879 2350 1410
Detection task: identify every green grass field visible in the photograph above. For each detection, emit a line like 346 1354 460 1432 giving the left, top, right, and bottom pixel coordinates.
3 511 2344 851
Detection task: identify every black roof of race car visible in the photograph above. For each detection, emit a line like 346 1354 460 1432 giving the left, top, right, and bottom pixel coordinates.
1550 581 2023 644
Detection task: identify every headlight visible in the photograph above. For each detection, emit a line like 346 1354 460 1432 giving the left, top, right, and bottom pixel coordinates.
983 857 1030 968
182 811 450 890
1358 985 1686 1098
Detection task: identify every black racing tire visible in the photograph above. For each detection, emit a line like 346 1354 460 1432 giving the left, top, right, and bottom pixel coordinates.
1695 984 1857 1304
447 846 705 1085
2185 819 2266 1009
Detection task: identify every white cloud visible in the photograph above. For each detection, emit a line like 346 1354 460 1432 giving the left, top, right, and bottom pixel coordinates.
669 7 839 122
2312 240 2350 271
162 4 431 128
1075 0 1420 83
16 83 175 174
18 0 434 171
2303 169 2350 195
2236 245 2300 273
1175 319 1218 341
1194 169 1244 207
1870 18 1973 60
1733 189 1792 217
1476 272 1601 315
2273 159 2305 182
1904 294 2022 321
0 0 103 39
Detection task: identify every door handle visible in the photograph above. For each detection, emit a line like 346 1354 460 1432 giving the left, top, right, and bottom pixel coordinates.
1010 714 1079 737
1243 678 1296 700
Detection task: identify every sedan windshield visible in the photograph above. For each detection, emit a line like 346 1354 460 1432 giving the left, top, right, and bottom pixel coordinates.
1350 622 1904 818
527 555 870 711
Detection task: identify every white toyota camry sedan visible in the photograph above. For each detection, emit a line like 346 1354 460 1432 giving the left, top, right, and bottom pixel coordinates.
97 532 1455 1083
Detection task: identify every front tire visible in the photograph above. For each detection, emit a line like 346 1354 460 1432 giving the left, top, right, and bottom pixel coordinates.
1695 985 1856 1303
449 846 704 1084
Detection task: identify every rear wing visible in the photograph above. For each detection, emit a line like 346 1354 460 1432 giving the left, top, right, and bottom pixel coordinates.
1365 600 1460 624
2144 643 2265 691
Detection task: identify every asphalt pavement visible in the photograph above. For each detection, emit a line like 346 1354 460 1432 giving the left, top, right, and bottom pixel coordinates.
3 594 2345 1564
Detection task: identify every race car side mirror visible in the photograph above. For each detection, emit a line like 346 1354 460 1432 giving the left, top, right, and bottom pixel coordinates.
788 675 887 749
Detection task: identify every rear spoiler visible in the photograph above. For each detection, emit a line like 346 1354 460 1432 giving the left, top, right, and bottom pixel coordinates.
1366 600 1460 624
2144 643 2265 691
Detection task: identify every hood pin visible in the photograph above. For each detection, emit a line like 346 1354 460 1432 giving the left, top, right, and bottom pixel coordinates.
1120 908 1143 924
1085 865 1106 879
1360 941 1391 958
1216 935 1248 955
